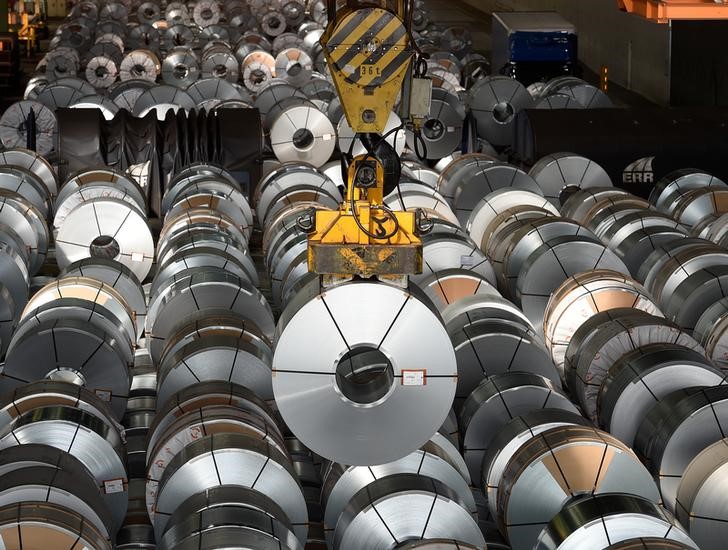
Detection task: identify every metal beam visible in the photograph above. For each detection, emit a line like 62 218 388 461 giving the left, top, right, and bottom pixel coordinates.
619 0 728 23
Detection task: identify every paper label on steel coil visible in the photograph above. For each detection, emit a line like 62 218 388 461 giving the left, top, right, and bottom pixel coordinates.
94 388 112 402
460 255 474 266
104 478 125 494
322 134 333 141
131 252 145 262
402 369 426 386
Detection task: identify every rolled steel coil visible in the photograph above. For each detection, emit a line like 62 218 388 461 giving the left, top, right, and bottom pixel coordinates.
598 343 726 446
273 278 457 466
459 371 578 482
534 494 696 550
332 474 485 550
675 437 728 550
499 425 660 550
635 385 728 513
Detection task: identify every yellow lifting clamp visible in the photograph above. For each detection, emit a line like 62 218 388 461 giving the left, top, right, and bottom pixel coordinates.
306 155 424 279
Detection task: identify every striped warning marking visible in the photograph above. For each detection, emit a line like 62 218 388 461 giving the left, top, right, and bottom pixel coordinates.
325 7 413 87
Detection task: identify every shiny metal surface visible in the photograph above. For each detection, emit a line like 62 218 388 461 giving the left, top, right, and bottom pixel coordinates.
157 329 273 406
669 187 728 228
650 169 725 211
193 0 221 27
675 438 728 550
535 494 696 550
384 188 460 226
0 166 50 218
412 233 496 289
242 51 276 93
449 163 542 226
146 266 275 364
333 474 484 550
270 101 336 167
56 168 146 222
543 269 661 376
0 147 58 197
635 385 728 513
153 433 307 543
0 189 48 275
664 264 728 331
482 409 590 521
501 426 660 550
466 188 558 251
638 237 711 287
503 218 593 299
4 316 131 419
59 258 146 340
648 245 728 305
450 316 559 407
459 372 577 482
0 442 113 536
256 167 341 225
322 436 476 538
442 293 533 333
55 197 154 281
468 76 532 146
567 309 701 416
406 88 465 160
598 343 726 446
0 502 112 550
108 78 155 111
22 275 136 351
0 399 127 531
0 100 57 157
160 502 302 550
516 235 628 331
120 49 160 82
273 279 457 466
530 153 612 206
275 48 313 87
418 268 499 313
162 47 200 89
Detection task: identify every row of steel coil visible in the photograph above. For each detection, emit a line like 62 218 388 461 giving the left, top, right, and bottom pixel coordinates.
2 151 728 549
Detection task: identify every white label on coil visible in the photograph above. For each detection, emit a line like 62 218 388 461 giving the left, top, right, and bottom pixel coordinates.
447 126 456 133
104 478 124 494
131 252 144 262
460 255 475 266
322 134 333 141
402 370 426 386
94 389 112 402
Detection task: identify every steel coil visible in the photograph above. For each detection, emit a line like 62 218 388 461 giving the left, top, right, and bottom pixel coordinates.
459 371 577 482
534 494 696 550
635 385 728 513
499 425 660 550
675 437 728 550
152 432 307 542
544 269 661 376
598 343 726 446
273 279 457 466
332 474 484 550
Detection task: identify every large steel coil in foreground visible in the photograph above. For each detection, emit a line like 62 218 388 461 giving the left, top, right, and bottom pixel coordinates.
272 279 457 466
